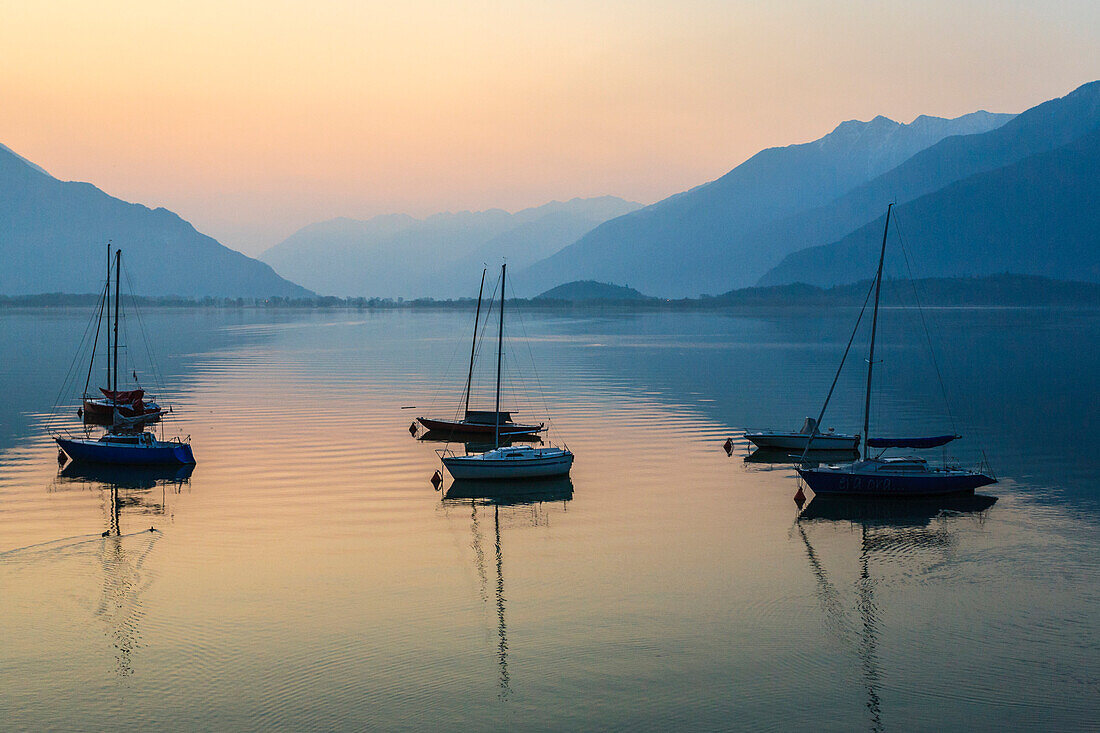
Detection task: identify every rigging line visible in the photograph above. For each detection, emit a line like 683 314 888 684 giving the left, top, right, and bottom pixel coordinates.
798 274 879 463
461 269 487 417
83 283 108 397
121 264 167 399
468 279 501 406
891 212 958 435
448 275 502 423
120 263 169 438
434 326 466 423
506 278 557 438
47 290 105 430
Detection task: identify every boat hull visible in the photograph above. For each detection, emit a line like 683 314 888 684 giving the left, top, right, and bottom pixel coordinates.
56 437 195 466
746 432 859 451
417 417 544 436
797 466 996 496
443 452 573 480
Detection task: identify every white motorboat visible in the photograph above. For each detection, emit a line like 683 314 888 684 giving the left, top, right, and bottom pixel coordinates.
745 417 859 451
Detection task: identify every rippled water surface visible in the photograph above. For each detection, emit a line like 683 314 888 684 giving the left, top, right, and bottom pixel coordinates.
1 306 1098 731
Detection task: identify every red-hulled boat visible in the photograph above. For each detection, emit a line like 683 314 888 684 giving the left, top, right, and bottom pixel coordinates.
83 388 162 426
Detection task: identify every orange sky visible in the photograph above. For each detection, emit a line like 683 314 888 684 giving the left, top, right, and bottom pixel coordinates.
2 0 1097 255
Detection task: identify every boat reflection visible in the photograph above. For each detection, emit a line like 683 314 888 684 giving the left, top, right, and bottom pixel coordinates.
744 447 860 466
798 492 997 526
58 461 195 491
50 461 187 677
444 476 573 505
443 476 573 699
795 493 996 731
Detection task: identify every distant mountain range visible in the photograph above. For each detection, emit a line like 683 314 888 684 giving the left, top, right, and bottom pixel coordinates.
260 197 641 298
7 80 1098 301
0 144 310 298
758 80 1100 286
518 109 1015 296
760 124 1100 286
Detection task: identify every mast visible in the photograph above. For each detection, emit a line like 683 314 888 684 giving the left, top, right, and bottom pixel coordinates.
494 264 505 449
105 242 112 388
463 269 487 417
112 248 121 393
862 204 892 460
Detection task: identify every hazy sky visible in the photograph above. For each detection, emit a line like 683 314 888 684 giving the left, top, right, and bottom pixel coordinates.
2 0 1097 256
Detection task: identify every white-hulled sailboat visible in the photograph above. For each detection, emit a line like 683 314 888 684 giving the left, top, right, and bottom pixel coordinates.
440 264 573 481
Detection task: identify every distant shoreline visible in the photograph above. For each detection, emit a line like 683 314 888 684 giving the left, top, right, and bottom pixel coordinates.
3 274 1098 310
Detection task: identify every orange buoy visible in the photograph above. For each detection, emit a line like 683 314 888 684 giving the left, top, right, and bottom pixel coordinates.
794 486 806 508
430 470 443 490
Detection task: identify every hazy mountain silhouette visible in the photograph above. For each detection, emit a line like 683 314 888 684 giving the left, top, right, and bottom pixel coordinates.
260 197 640 298
0 144 311 297
519 110 1013 297
754 80 1100 286
758 124 1100 287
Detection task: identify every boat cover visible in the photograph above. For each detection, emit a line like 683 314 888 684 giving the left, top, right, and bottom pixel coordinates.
100 388 146 405
464 410 512 424
866 435 957 449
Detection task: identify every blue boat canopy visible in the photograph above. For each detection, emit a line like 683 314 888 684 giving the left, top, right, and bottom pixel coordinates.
866 434 958 449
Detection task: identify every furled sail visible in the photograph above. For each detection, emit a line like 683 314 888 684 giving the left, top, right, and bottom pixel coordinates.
866 435 958 449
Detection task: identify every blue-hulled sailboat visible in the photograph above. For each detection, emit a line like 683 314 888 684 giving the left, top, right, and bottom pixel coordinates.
796 204 995 497
52 246 194 467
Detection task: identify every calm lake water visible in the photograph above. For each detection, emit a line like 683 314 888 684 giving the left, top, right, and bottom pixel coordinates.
1 305 1098 731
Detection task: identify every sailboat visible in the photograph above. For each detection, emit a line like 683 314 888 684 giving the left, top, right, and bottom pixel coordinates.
417 268 545 437
53 246 195 467
81 246 162 426
797 204 995 497
440 265 574 481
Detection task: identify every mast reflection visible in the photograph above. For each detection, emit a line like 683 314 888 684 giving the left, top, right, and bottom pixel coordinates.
795 494 997 731
443 477 573 700
51 461 192 676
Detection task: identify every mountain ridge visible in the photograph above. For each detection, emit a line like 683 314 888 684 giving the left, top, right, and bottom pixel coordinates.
0 143 311 298
758 123 1100 287
260 196 642 298
748 80 1100 286
517 108 1015 297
